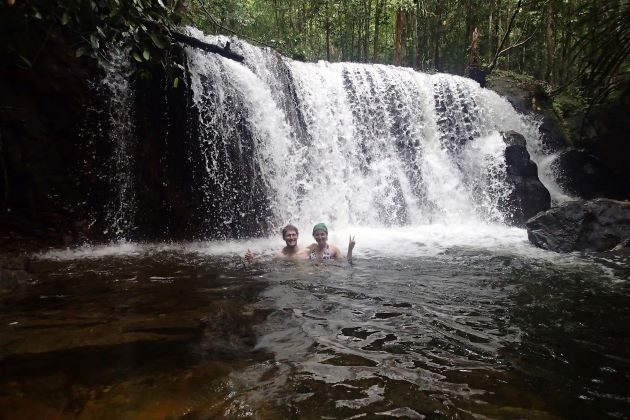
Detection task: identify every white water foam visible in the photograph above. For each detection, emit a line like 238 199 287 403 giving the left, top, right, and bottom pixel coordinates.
183 31 570 233
35 225 575 265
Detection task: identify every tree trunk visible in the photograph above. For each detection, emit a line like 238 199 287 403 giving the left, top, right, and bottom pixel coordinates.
545 0 554 84
363 0 371 62
393 8 404 65
505 4 511 70
412 3 418 68
373 0 384 61
401 10 408 66
273 0 280 41
325 0 330 61
433 5 442 70
558 8 572 84
488 7 493 63
465 0 474 73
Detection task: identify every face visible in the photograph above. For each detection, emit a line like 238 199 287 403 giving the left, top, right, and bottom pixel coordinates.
283 229 298 247
313 230 328 245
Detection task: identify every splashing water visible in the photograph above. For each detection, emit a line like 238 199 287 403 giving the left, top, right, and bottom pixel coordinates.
184 28 562 236
100 41 137 239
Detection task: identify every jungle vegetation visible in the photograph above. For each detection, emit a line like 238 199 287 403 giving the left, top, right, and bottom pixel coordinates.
1 0 628 106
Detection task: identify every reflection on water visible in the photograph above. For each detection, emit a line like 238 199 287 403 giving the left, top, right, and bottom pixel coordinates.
1 238 629 418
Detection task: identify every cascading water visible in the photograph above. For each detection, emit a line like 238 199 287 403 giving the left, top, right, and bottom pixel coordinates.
184 28 556 235
100 41 137 239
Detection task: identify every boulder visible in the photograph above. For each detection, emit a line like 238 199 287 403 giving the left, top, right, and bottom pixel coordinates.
500 131 551 227
550 149 630 200
526 198 630 252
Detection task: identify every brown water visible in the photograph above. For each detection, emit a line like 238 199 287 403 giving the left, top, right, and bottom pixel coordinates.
1 246 629 419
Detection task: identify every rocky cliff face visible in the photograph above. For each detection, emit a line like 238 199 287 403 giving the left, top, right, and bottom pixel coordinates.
0 30 199 247
0 31 96 248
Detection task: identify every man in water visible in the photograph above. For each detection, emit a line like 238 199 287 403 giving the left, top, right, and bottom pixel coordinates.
245 224 307 261
275 224 308 260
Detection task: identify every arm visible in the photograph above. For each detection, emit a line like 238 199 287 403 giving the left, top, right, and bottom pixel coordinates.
347 235 356 262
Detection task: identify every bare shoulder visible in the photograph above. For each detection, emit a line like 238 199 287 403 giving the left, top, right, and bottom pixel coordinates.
331 245 343 258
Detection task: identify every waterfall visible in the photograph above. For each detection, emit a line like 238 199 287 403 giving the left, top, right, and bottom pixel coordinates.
100 41 137 239
183 28 552 235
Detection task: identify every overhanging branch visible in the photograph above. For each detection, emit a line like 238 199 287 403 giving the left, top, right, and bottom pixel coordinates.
488 0 523 73
172 32 244 62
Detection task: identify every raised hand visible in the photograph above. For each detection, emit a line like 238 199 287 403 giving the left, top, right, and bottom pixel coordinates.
348 235 356 250
347 235 356 263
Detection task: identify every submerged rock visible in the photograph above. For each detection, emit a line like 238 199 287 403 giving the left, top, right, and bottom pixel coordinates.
500 131 551 227
526 199 630 252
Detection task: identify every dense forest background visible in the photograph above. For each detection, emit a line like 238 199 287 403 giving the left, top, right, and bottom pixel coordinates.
194 0 629 105
2 0 628 106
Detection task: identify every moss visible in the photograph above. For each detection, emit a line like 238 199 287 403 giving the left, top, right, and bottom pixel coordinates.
552 90 587 145
487 70 549 96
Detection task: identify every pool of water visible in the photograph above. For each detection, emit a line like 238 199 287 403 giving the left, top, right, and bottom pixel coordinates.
1 226 629 418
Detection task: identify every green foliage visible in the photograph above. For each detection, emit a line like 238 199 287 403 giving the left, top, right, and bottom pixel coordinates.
186 0 627 106
2 0 626 107
1 0 184 76
572 0 630 105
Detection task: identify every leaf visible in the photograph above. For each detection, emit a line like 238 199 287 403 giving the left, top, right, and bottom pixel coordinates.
149 33 165 49
173 77 179 88
75 47 87 58
90 34 100 50
18 55 32 68
157 0 166 8
61 13 69 25
142 49 150 61
132 51 143 62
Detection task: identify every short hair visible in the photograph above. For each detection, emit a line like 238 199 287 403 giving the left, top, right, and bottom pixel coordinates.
281 224 298 238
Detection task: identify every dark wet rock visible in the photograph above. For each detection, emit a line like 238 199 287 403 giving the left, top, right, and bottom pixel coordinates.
551 149 630 200
538 108 569 154
526 199 630 252
502 130 527 148
500 131 551 227
486 72 568 154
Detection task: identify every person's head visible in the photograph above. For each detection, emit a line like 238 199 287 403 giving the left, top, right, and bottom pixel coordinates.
312 223 328 246
281 224 299 247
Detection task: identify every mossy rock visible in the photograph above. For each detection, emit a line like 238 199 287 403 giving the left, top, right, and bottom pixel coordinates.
487 70 569 152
